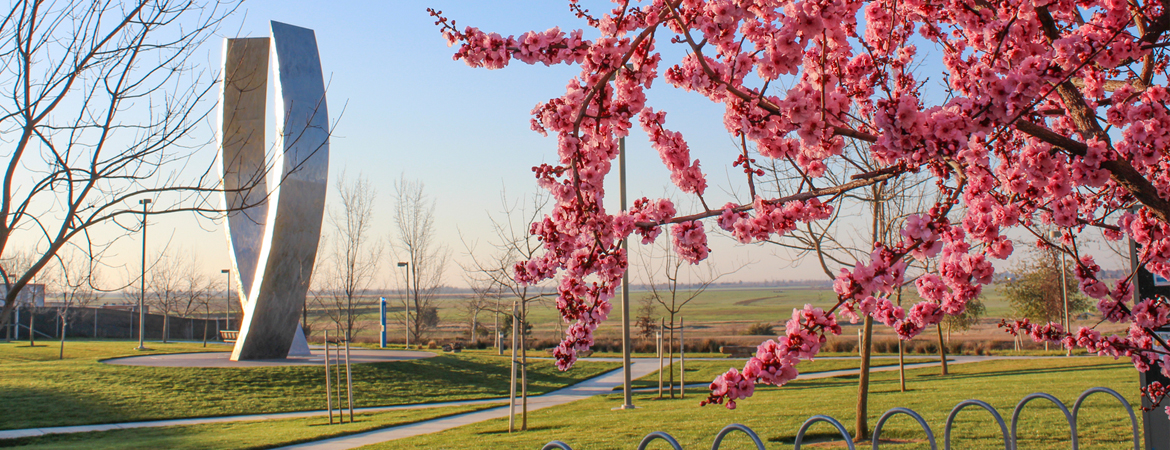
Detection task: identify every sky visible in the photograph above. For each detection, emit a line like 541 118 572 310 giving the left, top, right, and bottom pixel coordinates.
87 0 801 290
56 0 1128 291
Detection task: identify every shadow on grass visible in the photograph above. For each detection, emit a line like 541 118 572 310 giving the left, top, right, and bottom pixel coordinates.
0 386 118 432
476 424 566 435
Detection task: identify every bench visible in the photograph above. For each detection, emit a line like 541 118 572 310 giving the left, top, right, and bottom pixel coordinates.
220 330 239 343
719 346 756 358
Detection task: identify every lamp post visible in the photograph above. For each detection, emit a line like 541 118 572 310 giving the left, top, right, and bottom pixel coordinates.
1049 230 1071 356
616 133 635 410
137 198 151 351
398 261 409 349
379 297 387 348
221 269 231 331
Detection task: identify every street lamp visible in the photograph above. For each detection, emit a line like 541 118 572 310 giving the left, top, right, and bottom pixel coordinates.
221 269 231 331
1049 230 1071 356
616 132 635 410
398 261 409 349
137 198 151 351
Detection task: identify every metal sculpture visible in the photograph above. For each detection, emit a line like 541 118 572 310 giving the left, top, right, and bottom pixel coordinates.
219 21 328 360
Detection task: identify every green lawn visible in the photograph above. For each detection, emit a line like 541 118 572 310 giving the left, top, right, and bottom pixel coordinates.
369 357 1141 449
0 340 617 430
2 404 494 450
632 357 941 389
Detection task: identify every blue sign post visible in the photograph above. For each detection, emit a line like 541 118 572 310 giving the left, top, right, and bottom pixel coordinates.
379 297 387 348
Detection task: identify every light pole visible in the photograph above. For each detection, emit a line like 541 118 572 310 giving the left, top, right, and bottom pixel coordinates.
221 269 231 331
137 198 151 351
616 133 635 410
1049 231 1071 356
379 297 387 348
398 261 409 349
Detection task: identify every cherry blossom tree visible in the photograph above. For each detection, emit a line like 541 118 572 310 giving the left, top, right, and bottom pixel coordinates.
432 0 1170 412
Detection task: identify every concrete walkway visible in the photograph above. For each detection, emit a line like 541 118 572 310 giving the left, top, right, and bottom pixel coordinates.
277 355 1007 450
0 354 1022 444
0 398 511 440
278 360 662 450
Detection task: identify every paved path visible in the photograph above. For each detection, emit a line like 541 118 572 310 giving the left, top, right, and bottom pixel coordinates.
0 398 511 440
277 355 1011 450
277 360 663 450
0 354 1027 444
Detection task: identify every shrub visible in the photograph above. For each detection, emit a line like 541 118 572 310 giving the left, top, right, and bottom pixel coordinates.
743 322 775 336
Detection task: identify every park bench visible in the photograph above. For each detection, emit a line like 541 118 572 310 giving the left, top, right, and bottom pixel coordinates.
220 330 239 343
719 346 756 358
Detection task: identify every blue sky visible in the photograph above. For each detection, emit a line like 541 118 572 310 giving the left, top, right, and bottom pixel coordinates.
100 0 1125 290
126 0 789 290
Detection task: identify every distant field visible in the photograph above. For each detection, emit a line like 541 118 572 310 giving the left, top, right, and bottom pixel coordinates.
333 283 1115 349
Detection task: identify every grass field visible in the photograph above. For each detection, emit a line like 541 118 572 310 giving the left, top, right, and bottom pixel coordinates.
343 283 1062 344
632 357 941 390
2 403 495 450
369 357 1141 449
0 340 617 430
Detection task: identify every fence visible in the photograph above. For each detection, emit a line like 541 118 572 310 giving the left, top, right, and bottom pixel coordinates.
4 306 226 341
541 386 1140 450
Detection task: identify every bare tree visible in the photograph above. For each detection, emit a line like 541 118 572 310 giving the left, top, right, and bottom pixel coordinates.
2 248 55 343
637 223 740 398
53 252 101 358
462 191 554 432
314 173 382 341
759 140 936 440
0 1 269 334
176 265 213 345
146 251 186 343
392 176 448 345
463 280 494 344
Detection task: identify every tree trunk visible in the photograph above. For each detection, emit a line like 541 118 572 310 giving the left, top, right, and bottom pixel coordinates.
202 309 209 347
855 315 874 441
898 338 906 392
508 302 518 433
896 288 905 392
29 309 35 346
668 314 675 398
59 316 66 359
162 314 169 343
937 323 949 375
521 306 528 431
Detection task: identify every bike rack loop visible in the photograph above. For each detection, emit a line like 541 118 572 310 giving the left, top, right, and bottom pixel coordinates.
1010 392 1076 450
541 441 574 450
944 399 1011 450
872 407 937 450
710 423 766 450
637 431 684 450
794 415 856 450
1071 387 1140 450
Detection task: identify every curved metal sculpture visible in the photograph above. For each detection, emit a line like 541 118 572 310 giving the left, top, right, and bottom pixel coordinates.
219 21 328 360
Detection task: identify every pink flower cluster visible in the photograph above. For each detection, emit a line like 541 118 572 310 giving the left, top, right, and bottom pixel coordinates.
717 198 833 244
702 305 841 409
435 0 1170 408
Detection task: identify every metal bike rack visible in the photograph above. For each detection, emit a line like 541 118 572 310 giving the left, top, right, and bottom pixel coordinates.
872 407 936 450
710 423 766 450
541 386 1139 449
1010 392 1075 449
637 431 684 450
794 415 856 450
